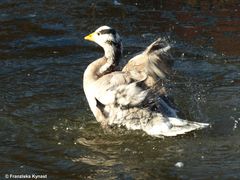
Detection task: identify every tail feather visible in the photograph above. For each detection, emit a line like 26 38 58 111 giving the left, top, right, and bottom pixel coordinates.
144 117 209 137
169 117 209 128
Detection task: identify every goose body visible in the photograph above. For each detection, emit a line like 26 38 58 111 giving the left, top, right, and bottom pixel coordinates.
83 26 209 137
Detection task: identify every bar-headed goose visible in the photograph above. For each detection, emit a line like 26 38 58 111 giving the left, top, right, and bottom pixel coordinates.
83 26 209 137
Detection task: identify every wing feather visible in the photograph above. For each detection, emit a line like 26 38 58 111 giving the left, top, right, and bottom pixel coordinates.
94 71 148 107
122 38 172 86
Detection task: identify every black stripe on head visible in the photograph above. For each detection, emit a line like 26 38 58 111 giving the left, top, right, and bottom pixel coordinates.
106 40 121 47
99 28 116 35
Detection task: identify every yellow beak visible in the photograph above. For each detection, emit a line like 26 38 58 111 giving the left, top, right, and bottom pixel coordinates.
84 32 95 41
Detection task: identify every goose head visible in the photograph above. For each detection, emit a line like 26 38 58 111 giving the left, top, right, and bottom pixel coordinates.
84 26 122 66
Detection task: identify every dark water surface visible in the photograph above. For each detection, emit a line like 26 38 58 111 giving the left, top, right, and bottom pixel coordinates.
1 0 240 179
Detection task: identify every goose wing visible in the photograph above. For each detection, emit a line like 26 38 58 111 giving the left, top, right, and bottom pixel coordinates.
122 38 172 86
93 71 148 107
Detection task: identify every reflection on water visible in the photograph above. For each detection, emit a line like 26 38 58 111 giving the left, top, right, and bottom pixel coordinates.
0 0 240 179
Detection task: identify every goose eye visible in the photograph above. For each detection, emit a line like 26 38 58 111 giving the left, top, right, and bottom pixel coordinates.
97 32 100 35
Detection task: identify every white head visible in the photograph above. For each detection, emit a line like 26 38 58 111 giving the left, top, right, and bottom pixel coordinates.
84 25 121 48
84 26 122 69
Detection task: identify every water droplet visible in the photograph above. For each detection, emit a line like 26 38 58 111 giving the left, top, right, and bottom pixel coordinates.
124 148 131 152
233 118 239 130
113 0 121 6
29 14 36 18
175 162 184 168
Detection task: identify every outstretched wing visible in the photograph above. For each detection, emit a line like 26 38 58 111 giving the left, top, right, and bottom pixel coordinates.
122 38 172 87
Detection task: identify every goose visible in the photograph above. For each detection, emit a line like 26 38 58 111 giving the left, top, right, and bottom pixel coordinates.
83 26 209 137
